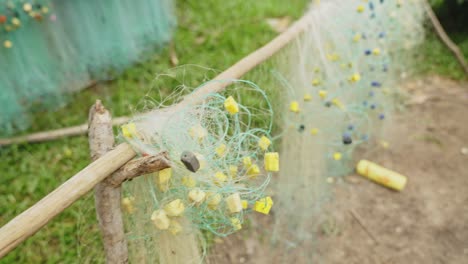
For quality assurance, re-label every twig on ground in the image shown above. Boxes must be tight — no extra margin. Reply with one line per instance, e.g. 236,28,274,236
349,209,380,245
169,41,179,66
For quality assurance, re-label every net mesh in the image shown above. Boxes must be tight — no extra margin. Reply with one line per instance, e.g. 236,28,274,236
120,69,278,263
113,1,427,262
0,0,175,134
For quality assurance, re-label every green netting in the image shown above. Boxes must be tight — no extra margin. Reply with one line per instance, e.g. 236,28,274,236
0,0,175,134
119,69,277,263
260,1,426,261
109,1,427,262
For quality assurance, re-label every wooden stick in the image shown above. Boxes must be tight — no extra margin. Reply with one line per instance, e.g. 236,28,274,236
89,100,129,263
109,153,170,187
169,41,179,66
0,116,130,146
0,11,314,257
424,0,468,75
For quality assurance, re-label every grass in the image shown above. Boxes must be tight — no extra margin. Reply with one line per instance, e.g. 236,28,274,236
0,0,309,263
416,30,468,80
1,1,467,263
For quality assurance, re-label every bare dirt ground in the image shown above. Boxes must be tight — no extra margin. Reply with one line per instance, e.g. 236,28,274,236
209,76,468,264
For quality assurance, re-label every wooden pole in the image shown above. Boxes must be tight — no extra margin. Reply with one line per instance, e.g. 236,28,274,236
0,10,314,258
424,0,468,75
0,116,130,146
89,100,129,263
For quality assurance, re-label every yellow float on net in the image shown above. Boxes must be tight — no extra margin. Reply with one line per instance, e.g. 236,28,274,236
188,188,206,204
121,123,138,139
353,33,361,42
349,73,361,83
372,48,381,55
151,210,170,230
164,199,185,217
319,90,328,99
258,136,271,151
213,171,228,185
357,5,365,12
332,98,345,110
224,96,239,115
215,144,227,157
121,197,135,214
189,125,207,142
290,101,300,113
156,168,172,192
226,193,243,213
159,168,172,183
242,157,252,167
303,93,312,102
206,192,222,210
229,165,238,178
253,196,273,215
310,128,319,135
264,152,279,172
168,220,182,235
241,200,248,209
230,217,242,231
327,53,340,61
182,175,196,188
247,164,260,178
356,160,407,191
312,78,321,86
333,152,342,161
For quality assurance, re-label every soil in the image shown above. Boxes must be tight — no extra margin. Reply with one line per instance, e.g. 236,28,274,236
208,76,468,264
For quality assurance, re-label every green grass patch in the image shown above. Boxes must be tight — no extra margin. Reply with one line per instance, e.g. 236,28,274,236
415,30,468,80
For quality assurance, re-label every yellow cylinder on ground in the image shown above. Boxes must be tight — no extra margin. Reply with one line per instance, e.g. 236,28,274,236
356,160,407,191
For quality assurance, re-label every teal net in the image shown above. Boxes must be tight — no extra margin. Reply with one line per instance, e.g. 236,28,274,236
0,0,175,134
110,1,427,262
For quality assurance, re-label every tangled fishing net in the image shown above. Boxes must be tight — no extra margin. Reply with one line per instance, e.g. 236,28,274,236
118,70,278,263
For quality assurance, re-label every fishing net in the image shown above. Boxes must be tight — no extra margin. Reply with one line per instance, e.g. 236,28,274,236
109,1,428,262
0,0,175,134
264,0,426,261
119,67,278,263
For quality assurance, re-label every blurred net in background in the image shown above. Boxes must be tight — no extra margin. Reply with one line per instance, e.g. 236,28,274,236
240,0,426,261
0,0,175,134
